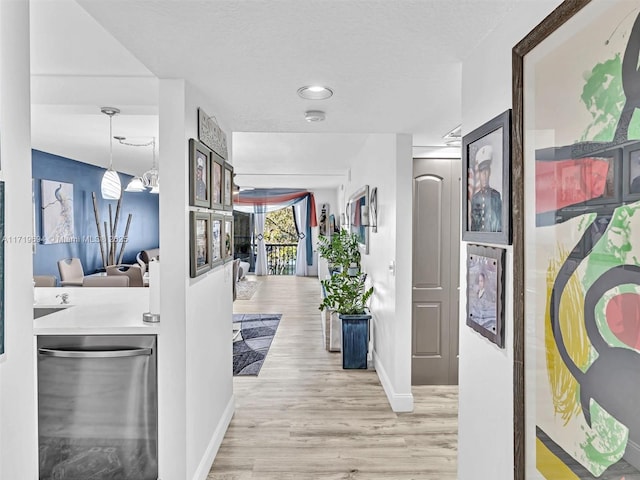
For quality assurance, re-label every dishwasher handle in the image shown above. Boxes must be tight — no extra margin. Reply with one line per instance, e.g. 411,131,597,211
38,346,152,358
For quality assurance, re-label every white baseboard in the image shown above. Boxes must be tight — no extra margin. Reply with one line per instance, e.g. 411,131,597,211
192,394,235,480
373,350,414,413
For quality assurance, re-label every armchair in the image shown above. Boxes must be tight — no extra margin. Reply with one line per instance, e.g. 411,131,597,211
57,258,85,286
106,264,145,287
34,275,57,287
83,276,130,287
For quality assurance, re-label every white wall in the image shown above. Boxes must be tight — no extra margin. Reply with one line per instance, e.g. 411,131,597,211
158,79,189,480
346,134,414,412
158,80,234,480
457,2,561,478
184,81,234,480
0,2,39,479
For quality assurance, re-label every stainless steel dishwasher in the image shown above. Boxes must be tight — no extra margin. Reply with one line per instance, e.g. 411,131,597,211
37,335,157,480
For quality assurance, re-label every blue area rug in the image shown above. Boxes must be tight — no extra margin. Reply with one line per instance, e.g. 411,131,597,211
232,313,281,376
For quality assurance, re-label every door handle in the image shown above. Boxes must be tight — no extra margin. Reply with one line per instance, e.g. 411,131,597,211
38,346,152,358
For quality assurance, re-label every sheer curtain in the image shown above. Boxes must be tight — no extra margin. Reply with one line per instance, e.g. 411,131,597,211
254,212,267,276
234,189,317,276
293,197,308,276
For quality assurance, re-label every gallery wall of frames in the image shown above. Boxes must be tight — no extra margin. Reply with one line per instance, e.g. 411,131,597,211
462,109,512,350
188,108,233,278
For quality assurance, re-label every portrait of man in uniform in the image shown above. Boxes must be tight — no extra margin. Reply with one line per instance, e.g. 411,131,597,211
462,110,510,244
195,154,207,202
470,144,502,233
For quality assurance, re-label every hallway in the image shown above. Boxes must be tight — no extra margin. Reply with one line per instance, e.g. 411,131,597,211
208,275,458,479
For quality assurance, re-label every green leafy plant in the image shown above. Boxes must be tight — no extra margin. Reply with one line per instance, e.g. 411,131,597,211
320,270,373,315
317,229,361,272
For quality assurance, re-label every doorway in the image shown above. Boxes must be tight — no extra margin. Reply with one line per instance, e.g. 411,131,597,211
412,158,460,385
233,207,300,275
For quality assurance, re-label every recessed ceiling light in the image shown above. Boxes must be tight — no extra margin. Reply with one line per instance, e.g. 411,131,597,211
297,85,333,100
305,110,326,122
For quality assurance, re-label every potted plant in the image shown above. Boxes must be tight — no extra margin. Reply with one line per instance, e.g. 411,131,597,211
317,229,361,273
320,269,373,369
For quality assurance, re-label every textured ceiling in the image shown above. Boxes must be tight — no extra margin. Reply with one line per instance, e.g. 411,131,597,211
31,0,560,187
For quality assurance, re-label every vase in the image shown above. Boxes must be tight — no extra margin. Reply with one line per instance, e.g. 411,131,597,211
339,313,371,369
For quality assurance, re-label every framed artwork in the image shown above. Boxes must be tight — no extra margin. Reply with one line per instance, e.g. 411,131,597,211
189,211,211,278
211,151,224,210
348,185,369,254
189,138,212,208
319,203,329,237
369,186,378,232
462,109,511,244
513,1,640,477
222,215,234,262
465,244,504,348
197,107,228,160
223,162,234,211
210,213,224,268
0,182,4,355
40,179,75,244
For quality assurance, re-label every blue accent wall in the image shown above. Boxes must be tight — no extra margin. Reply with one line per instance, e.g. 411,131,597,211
32,150,159,281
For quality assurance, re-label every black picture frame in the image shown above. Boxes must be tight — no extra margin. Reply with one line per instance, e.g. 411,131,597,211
210,212,224,268
223,162,234,211
466,244,505,348
189,211,211,278
189,138,212,208
462,109,512,244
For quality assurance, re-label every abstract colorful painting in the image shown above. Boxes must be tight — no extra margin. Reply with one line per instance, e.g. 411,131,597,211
40,179,74,244
521,1,640,478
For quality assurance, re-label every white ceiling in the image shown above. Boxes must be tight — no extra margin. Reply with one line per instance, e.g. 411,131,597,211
30,0,557,188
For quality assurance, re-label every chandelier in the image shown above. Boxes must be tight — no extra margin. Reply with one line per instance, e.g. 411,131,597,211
119,137,160,194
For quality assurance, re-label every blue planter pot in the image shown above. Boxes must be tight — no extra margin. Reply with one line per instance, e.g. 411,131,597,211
340,313,371,369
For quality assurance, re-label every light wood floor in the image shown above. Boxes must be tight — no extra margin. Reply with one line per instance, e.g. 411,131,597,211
208,275,458,480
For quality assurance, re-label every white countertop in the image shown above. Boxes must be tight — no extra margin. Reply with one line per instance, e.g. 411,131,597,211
33,287,160,335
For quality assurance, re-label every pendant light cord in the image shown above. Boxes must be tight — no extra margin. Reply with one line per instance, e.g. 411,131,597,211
109,113,114,170
115,136,156,169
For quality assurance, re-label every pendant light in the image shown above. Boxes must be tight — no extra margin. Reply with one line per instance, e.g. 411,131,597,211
142,138,159,194
125,175,146,192
100,107,122,200
120,135,151,192
118,136,159,194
